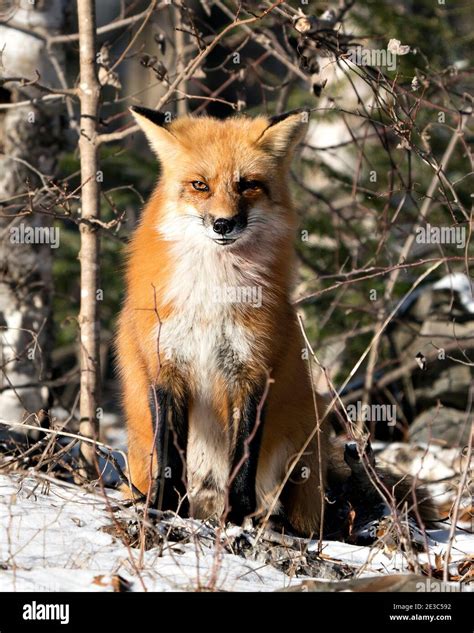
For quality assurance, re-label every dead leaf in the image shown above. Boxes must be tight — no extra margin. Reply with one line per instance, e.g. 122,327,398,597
92,575,108,587
388,39,410,55
112,575,132,592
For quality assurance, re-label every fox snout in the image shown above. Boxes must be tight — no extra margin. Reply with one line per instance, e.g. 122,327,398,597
213,217,236,235
204,211,248,243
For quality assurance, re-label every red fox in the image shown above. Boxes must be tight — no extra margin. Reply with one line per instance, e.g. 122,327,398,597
117,107,432,536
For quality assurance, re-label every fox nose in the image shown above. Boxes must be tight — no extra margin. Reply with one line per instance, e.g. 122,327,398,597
213,217,236,235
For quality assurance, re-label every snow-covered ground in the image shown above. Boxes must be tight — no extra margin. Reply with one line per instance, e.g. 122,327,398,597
0,467,472,593
0,473,301,592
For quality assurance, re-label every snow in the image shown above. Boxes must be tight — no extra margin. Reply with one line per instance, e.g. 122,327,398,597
0,471,472,592
0,474,298,592
313,529,473,577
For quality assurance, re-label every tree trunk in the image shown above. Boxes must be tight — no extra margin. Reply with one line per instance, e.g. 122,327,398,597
0,0,66,432
174,4,187,116
77,0,101,473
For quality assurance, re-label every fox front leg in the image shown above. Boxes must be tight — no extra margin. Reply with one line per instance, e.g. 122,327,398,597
149,385,189,515
227,389,266,525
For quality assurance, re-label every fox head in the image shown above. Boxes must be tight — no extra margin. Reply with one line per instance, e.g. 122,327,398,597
130,107,309,250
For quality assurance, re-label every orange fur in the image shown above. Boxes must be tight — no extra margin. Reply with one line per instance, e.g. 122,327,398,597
117,109,329,535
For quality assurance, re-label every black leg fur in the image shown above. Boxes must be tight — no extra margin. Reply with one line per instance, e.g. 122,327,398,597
227,391,266,524
325,438,436,541
149,385,189,515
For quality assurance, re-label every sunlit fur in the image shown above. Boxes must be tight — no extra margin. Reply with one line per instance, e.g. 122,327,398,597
116,111,329,535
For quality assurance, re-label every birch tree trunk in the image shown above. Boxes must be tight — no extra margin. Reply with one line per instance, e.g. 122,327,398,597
0,0,66,431
77,0,101,472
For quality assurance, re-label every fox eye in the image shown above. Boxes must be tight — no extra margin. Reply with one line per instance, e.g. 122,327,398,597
191,180,209,192
238,179,265,194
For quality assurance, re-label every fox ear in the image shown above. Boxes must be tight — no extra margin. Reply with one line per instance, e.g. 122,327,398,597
257,108,310,158
130,106,177,158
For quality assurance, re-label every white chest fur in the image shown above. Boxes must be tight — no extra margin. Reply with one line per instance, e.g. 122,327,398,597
153,240,266,499
154,241,263,399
